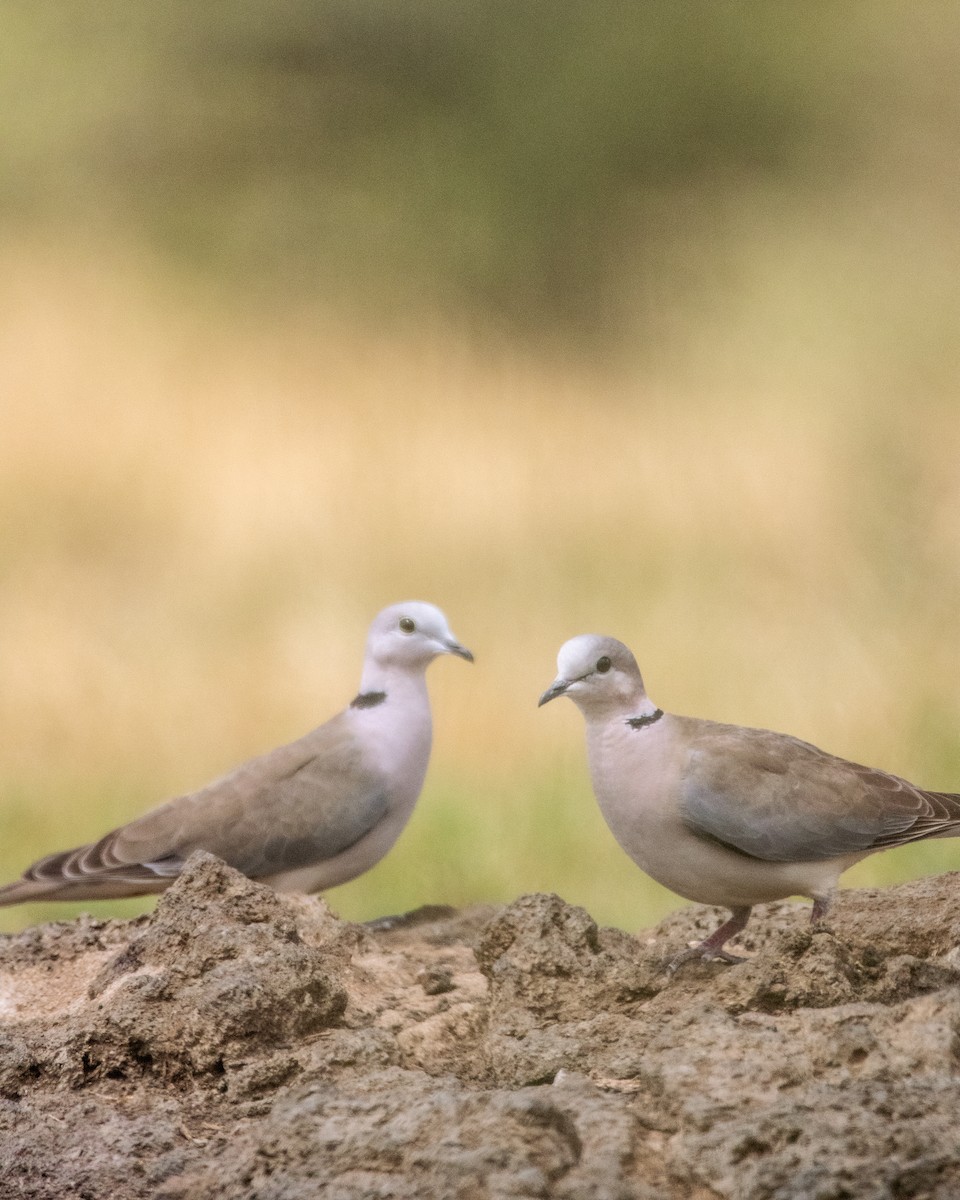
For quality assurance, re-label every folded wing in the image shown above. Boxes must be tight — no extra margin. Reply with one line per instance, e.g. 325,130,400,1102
0,713,389,903
677,717,960,863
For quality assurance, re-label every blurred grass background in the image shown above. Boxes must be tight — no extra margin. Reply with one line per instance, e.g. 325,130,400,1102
2,4,960,933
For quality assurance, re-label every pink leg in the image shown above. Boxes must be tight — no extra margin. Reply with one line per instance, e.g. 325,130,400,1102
668,906,752,973
810,893,832,925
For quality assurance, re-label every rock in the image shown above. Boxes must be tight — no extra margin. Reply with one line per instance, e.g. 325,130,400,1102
0,852,349,1090
3,858,960,1197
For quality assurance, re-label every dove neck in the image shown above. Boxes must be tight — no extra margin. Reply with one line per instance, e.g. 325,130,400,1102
358,659,431,709
355,661,434,789
582,693,660,728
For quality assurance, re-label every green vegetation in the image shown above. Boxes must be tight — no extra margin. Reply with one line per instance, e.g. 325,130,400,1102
5,4,950,341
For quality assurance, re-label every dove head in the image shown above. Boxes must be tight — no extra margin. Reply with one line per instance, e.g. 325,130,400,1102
539,634,647,715
365,601,473,672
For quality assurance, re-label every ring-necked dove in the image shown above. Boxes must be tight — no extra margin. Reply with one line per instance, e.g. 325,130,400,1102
539,634,960,968
0,601,472,906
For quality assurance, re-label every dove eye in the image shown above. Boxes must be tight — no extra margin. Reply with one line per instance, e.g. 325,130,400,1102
596,656,612,674
399,617,416,634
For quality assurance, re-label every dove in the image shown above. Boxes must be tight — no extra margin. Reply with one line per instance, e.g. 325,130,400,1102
0,601,472,906
539,633,960,968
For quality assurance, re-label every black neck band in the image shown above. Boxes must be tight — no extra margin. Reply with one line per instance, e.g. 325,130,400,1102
351,690,387,710
626,708,664,730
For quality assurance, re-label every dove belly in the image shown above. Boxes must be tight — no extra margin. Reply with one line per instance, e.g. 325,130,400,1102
603,799,843,907
264,803,411,894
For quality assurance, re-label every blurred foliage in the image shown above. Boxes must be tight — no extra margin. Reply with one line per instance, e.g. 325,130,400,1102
1,253,960,932
0,1,888,337
3,5,960,933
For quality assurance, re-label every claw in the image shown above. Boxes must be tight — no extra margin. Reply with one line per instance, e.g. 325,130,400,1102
665,905,753,974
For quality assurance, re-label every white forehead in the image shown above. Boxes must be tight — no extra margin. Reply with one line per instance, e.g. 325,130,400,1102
373,600,450,636
557,634,612,677
556,633,639,678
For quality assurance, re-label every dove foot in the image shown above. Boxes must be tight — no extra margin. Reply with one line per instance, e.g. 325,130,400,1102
703,947,747,964
666,905,752,974
666,945,747,972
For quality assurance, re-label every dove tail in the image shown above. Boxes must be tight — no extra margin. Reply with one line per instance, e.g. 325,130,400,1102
0,840,178,906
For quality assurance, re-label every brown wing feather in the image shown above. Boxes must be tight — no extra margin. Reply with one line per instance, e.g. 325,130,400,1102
677,717,960,863
0,713,390,904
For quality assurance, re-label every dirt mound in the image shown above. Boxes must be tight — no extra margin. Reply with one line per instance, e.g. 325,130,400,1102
3,852,960,1198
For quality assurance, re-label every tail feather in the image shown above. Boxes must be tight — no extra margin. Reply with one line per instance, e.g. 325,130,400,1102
22,847,84,885
869,789,960,849
0,872,173,906
0,840,180,906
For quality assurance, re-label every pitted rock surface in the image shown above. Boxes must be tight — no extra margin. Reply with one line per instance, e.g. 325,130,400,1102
3,853,960,1198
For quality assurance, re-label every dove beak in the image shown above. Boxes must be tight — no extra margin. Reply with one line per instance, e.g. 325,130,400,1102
444,639,474,663
538,678,570,707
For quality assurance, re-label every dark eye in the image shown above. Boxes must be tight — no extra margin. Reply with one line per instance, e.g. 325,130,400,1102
596,656,611,674
399,617,416,634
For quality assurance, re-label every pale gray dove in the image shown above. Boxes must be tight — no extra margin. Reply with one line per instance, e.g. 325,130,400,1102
0,601,472,906
539,634,960,968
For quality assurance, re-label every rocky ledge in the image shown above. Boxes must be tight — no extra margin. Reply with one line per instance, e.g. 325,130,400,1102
2,851,960,1199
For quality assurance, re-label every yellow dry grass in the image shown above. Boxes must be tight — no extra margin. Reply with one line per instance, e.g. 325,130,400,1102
2,238,960,934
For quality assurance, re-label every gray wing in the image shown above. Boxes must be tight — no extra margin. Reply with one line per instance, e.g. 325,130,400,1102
11,713,389,895
676,717,960,863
